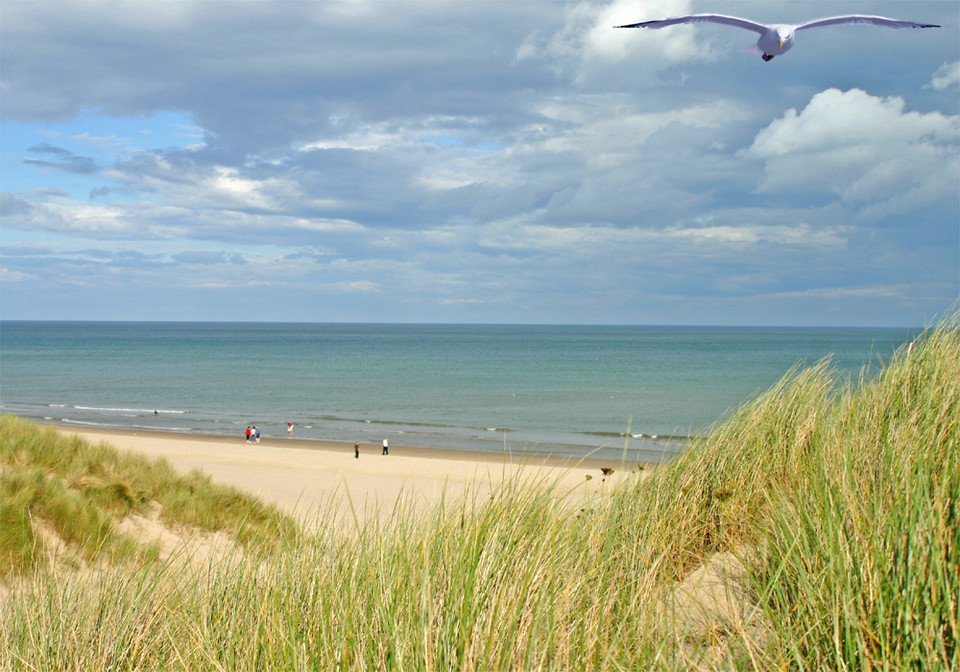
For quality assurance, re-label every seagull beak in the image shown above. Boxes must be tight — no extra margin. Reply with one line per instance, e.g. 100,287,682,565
779,39,784,49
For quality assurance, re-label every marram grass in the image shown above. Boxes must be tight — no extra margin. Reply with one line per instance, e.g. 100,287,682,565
757,319,959,671
1,318,957,670
0,416,300,576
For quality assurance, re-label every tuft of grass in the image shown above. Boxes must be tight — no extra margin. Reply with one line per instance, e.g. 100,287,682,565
601,357,840,589
0,471,44,575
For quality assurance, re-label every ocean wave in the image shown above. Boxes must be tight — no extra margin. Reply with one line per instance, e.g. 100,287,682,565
60,419,135,429
579,429,692,442
315,413,475,433
50,404,187,415
59,418,193,432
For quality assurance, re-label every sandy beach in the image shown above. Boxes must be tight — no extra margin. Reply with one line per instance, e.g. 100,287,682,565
59,427,642,527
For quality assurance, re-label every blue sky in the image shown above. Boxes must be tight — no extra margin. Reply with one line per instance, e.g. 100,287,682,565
1,0,957,326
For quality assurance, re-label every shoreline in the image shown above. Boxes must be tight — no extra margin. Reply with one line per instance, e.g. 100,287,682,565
33,413,684,463
56,424,653,526
53,423,650,471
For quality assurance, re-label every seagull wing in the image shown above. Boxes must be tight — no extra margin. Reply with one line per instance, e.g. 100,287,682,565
617,14,769,35
794,15,940,32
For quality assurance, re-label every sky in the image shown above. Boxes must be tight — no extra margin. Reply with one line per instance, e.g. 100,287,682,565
1,0,957,326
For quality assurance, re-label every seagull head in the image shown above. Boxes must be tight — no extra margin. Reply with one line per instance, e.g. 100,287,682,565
758,24,796,56
776,26,793,49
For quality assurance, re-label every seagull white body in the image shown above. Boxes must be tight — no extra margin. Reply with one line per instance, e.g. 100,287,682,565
616,14,940,61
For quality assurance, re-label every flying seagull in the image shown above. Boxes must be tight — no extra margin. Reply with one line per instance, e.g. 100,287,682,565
616,14,940,61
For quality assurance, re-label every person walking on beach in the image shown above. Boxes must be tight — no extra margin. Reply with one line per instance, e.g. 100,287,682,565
382,437,389,455
245,426,252,443
354,441,360,459
254,426,261,444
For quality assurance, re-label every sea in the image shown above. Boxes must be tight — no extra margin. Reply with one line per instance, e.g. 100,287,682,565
0,322,919,463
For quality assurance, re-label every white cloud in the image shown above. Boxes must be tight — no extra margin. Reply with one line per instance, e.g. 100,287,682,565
532,94,743,168
740,88,960,216
584,0,701,63
334,280,381,293
665,222,848,248
927,61,960,90
299,123,403,153
0,268,37,283
290,218,365,233
201,166,301,211
14,194,135,237
516,0,703,69
439,297,485,305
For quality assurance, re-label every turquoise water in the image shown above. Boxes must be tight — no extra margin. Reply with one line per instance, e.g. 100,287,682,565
0,322,917,462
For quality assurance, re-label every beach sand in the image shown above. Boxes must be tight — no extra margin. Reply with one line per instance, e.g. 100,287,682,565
59,427,645,527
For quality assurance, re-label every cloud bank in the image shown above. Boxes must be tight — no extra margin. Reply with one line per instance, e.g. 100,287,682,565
1,0,957,325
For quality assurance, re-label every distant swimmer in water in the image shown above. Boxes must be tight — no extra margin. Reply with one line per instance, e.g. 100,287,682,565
287,422,294,434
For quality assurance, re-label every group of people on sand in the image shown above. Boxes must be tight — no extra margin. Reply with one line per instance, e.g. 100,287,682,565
244,424,391,458
352,437,389,458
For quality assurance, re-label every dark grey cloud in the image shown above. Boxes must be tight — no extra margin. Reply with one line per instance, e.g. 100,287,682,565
23,143,99,174
25,143,72,156
172,251,229,265
1,0,558,156
1,192,33,216
90,187,113,199
0,244,54,256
